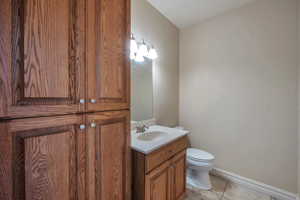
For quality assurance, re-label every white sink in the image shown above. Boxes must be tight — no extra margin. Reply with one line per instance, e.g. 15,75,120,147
137,131,168,141
131,125,189,154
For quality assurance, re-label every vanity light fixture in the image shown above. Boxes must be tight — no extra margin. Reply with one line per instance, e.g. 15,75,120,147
139,40,149,57
135,51,145,62
130,34,138,54
147,46,158,60
130,51,136,60
130,33,158,62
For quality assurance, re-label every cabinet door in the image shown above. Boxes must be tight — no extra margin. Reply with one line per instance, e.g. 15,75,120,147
0,0,85,119
86,0,131,112
86,111,131,200
171,151,186,200
145,161,172,200
0,115,86,200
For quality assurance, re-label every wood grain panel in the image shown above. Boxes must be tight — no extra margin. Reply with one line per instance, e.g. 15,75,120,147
0,115,86,200
99,123,124,200
0,123,13,200
77,123,87,200
87,111,131,200
146,136,188,173
151,172,169,200
24,0,69,98
87,0,130,112
145,160,171,200
24,132,72,200
9,114,82,132
172,151,186,200
0,0,12,117
132,151,146,200
0,0,86,119
98,0,126,99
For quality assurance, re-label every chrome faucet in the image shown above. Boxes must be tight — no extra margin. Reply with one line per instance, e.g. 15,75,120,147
136,123,149,133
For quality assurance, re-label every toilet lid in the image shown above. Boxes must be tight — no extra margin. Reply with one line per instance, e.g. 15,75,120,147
187,148,215,162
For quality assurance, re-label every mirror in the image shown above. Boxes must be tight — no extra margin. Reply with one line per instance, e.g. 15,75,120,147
131,59,153,121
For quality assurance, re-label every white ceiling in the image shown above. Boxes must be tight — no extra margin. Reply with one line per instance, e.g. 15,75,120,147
147,0,258,28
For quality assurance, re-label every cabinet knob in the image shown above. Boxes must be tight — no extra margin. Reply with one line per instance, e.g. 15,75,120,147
90,99,97,104
79,124,86,130
90,122,97,128
79,99,85,104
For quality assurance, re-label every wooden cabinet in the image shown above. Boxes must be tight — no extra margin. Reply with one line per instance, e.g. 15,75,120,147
0,111,131,200
132,136,188,200
86,0,131,112
0,0,130,119
0,0,86,119
0,0,130,199
86,111,131,200
145,161,172,200
0,115,86,199
171,151,186,200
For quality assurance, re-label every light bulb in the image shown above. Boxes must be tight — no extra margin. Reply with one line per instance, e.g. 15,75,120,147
147,47,158,60
135,51,145,62
130,51,136,60
139,40,148,57
130,35,138,53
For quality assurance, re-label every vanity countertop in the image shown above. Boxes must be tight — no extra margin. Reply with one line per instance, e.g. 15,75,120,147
131,125,189,154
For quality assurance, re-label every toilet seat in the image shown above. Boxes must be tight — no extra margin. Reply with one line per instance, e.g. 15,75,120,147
187,148,215,162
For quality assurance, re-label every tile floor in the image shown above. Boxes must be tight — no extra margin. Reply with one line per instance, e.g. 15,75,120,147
185,175,272,200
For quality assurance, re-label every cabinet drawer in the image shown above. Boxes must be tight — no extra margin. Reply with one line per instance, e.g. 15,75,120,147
145,136,188,173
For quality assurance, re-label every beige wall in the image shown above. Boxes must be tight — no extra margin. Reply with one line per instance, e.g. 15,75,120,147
131,0,179,126
180,0,298,193
298,0,300,196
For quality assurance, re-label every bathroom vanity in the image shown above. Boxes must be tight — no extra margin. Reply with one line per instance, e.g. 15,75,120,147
131,126,189,200
130,46,189,200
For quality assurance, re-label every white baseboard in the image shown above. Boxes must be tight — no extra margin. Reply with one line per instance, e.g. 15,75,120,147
211,168,297,200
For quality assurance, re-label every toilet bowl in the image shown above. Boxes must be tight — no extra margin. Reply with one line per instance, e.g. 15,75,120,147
186,148,215,190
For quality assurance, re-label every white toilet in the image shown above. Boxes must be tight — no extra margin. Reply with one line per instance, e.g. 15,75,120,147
186,148,215,190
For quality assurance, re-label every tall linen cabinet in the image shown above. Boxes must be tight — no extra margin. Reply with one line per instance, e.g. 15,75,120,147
0,0,131,199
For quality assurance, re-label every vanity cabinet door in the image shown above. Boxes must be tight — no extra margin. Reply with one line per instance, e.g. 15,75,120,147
0,0,86,119
0,115,86,200
171,151,187,200
145,161,172,200
86,111,131,200
86,0,131,112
